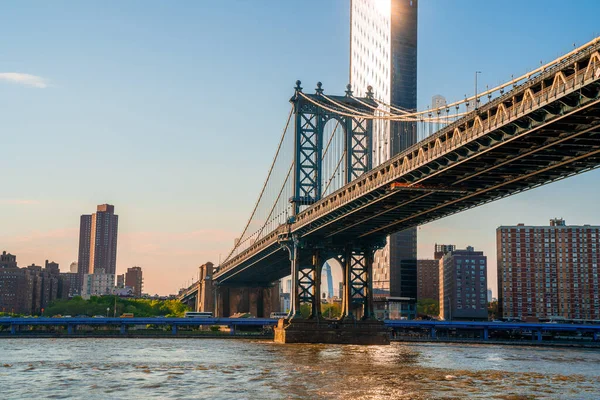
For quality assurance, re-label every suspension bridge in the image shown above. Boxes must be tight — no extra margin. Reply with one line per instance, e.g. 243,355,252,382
211,37,600,344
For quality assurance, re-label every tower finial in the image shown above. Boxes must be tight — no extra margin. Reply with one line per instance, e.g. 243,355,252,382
295,80,302,92
345,83,353,97
366,85,374,99
315,82,323,95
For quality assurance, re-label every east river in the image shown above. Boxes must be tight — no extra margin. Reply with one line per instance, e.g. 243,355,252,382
1,339,599,399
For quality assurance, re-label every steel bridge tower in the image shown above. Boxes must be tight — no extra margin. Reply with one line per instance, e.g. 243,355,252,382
276,82,389,344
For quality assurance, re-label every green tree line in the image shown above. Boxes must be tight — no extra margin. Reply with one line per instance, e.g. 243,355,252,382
42,296,190,317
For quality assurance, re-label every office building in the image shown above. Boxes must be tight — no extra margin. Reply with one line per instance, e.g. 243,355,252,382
416,259,439,301
439,246,488,321
351,0,418,301
77,204,119,291
82,268,115,299
125,266,143,297
497,219,600,320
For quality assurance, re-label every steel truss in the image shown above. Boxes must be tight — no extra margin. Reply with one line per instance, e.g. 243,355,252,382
290,81,375,215
281,233,382,321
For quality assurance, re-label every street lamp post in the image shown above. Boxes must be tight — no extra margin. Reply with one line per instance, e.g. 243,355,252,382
106,307,110,318
475,71,482,110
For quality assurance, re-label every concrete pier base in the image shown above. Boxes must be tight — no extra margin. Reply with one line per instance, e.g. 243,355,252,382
274,318,390,345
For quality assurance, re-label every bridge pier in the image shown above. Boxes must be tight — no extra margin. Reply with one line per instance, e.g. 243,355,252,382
215,284,280,318
67,324,74,335
10,324,16,335
275,241,388,345
120,324,127,335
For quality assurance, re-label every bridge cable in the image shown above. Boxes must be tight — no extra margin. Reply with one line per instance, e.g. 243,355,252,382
322,150,347,195
253,162,294,242
223,107,293,263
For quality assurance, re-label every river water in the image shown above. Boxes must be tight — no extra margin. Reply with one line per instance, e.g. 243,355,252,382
0,339,599,399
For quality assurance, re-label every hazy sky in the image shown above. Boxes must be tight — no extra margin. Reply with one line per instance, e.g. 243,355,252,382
1,1,599,295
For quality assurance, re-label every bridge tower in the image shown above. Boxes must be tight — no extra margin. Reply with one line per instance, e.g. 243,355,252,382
290,81,374,215
275,82,389,344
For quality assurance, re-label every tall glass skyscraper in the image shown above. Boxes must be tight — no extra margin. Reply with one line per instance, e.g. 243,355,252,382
350,0,418,298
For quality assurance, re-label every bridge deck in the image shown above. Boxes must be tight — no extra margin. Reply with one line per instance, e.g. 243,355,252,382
216,42,600,284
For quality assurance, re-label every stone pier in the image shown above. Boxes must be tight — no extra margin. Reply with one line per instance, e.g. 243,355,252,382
274,318,390,345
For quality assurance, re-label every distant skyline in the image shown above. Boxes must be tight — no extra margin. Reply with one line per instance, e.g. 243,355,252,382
2,1,600,295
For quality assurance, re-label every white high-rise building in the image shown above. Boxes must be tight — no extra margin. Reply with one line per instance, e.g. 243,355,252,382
350,0,418,299
82,268,115,299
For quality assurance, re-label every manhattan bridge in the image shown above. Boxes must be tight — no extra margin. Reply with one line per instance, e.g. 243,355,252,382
208,37,600,343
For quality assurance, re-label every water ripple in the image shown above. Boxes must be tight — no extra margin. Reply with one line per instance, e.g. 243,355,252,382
0,339,598,399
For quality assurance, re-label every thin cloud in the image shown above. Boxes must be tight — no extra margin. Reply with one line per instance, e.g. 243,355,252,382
0,72,48,88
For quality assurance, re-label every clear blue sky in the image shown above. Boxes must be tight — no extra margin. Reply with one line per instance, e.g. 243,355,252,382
1,0,599,295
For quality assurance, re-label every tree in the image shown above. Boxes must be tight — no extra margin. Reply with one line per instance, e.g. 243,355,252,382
299,303,311,318
488,300,498,320
417,298,439,317
43,296,190,317
321,303,341,319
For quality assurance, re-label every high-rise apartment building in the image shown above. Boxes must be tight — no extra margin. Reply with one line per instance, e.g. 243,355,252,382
416,259,439,301
439,246,488,321
417,245,456,302
351,0,418,299
0,251,32,314
82,268,115,299
59,272,78,299
77,204,119,291
497,219,600,321
125,266,143,297
0,252,63,314
434,244,456,260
